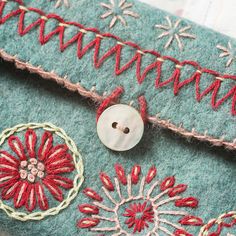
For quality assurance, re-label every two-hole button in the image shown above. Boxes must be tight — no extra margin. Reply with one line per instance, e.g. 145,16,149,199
97,104,144,151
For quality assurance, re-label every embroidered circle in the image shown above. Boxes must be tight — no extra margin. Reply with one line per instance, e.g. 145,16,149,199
200,211,236,236
0,123,84,221
78,164,203,235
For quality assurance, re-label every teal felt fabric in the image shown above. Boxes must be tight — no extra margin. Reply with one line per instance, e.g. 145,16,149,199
0,62,236,235
0,0,236,144
0,0,236,236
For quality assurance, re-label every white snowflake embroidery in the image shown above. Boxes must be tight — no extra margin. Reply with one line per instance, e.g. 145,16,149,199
155,16,196,51
53,0,69,8
217,42,236,67
100,0,139,28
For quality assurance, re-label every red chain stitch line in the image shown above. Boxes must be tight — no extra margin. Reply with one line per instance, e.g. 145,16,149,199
1,0,236,115
0,1,236,150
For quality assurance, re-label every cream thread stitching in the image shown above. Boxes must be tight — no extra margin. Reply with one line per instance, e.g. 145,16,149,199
0,122,84,221
155,16,196,51
217,42,236,68
0,49,235,150
100,0,139,28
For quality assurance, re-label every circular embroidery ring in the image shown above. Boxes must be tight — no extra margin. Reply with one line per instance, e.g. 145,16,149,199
0,123,84,221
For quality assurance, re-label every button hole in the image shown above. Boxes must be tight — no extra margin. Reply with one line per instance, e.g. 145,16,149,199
123,127,130,134
112,122,118,129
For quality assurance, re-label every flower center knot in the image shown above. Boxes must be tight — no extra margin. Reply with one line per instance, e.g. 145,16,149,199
20,158,45,183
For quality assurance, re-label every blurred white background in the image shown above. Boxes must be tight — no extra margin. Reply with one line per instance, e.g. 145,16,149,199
140,0,236,39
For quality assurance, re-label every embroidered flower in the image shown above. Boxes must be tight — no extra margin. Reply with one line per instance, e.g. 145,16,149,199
0,129,75,212
78,164,203,235
53,0,70,8
200,211,236,236
100,0,139,28
217,42,236,67
155,16,196,51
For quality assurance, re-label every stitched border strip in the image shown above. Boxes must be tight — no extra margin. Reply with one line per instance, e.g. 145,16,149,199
199,211,236,236
1,49,235,151
0,0,236,115
0,122,84,221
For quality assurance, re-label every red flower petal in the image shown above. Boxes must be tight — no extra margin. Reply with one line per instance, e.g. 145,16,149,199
115,164,127,185
0,173,20,188
14,181,28,208
160,176,175,191
0,158,18,173
174,229,193,236
77,218,100,228
179,215,203,226
8,136,26,161
131,165,141,184
38,131,53,161
1,180,20,200
168,184,187,197
46,144,68,161
83,188,103,202
45,153,73,169
145,166,157,184
0,151,19,166
42,178,63,202
79,204,99,215
99,172,114,191
46,175,73,189
46,163,75,175
175,197,199,208
35,182,49,210
25,183,36,212
25,129,37,159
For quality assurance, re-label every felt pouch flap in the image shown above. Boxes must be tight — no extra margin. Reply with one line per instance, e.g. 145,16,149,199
0,0,236,149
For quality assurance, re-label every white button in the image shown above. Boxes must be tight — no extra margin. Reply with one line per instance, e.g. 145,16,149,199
97,104,144,151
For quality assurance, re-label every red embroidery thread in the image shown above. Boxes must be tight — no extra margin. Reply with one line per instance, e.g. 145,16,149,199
0,129,75,212
77,164,203,235
0,0,236,115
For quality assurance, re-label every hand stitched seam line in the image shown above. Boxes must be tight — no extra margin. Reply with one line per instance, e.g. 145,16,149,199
1,49,236,151
0,0,236,115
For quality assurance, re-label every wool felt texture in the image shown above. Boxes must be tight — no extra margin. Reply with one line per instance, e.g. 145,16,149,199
0,0,236,146
0,62,236,235
0,0,236,235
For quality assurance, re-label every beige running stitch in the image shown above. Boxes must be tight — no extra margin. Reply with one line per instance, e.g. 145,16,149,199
0,122,84,221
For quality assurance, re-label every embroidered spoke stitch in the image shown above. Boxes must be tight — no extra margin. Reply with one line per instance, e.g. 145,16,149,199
52,0,70,8
78,164,203,235
155,16,196,50
217,42,236,67
100,0,139,28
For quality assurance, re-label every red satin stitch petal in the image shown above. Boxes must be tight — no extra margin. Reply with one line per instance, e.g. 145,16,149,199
115,164,127,185
38,131,53,161
83,188,103,202
175,197,199,208
77,218,100,228
25,129,37,159
168,184,187,197
35,182,49,211
79,204,99,215
131,165,141,184
179,215,204,226
14,181,28,208
42,178,63,202
160,176,175,191
145,166,157,184
174,229,193,236
1,180,20,200
25,183,36,212
99,172,114,191
8,136,26,161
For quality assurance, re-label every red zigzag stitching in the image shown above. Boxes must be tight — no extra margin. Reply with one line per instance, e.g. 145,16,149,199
1,0,236,115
